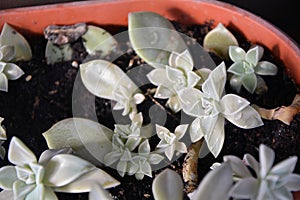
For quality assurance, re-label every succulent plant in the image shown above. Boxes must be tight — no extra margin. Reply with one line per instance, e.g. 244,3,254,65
228,45,278,94
0,23,32,92
0,117,6,159
0,137,120,200
45,41,73,65
80,59,145,117
155,124,188,161
203,23,238,60
178,62,263,157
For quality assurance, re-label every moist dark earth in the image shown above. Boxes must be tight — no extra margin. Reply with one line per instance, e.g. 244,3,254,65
0,21,299,200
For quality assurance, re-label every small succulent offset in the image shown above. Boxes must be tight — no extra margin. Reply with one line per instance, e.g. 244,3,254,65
228,45,278,94
178,62,263,157
0,137,120,200
0,23,32,92
147,50,203,113
104,113,164,180
0,117,7,159
189,144,300,200
155,124,188,161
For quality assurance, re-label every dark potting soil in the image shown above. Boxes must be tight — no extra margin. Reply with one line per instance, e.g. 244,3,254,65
0,21,299,200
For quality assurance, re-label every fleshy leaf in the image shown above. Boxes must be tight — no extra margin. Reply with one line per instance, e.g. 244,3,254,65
146,68,169,86
0,23,32,61
13,180,35,200
129,11,189,68
281,174,300,191
0,190,14,199
255,61,278,75
0,166,18,190
80,59,138,100
43,154,95,187
229,46,246,62
38,148,72,166
203,23,238,60
227,62,244,75
152,169,183,200
229,74,243,93
0,117,6,140
89,184,113,200
82,25,118,56
8,137,37,167
223,156,252,178
242,73,257,94
0,73,8,92
25,183,45,200
221,94,249,116
54,168,120,193
2,63,24,80
229,177,258,199
169,50,193,71
43,118,113,166
270,156,297,176
45,41,73,65
245,46,263,66
259,144,275,178
0,45,15,62
178,87,204,117
189,162,232,200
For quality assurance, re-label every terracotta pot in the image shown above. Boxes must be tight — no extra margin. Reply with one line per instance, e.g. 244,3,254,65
0,0,299,198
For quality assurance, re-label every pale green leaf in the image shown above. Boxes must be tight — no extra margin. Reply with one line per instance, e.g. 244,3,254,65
0,190,14,199
82,25,117,56
255,75,268,95
13,180,35,200
203,23,238,60
2,63,24,80
205,116,225,157
259,144,275,178
245,46,262,66
0,117,6,140
229,46,246,62
166,95,181,113
38,148,72,166
270,156,297,176
155,85,174,99
190,118,204,142
8,137,37,167
255,61,278,75
166,66,184,82
128,12,188,68
25,183,45,200
148,154,164,165
42,118,113,166
227,62,244,75
45,41,73,65
152,169,183,200
178,87,204,117
80,59,138,100
187,71,201,88
43,154,95,187
146,68,169,86
169,50,193,71
224,105,263,129
243,154,260,175
189,162,232,200
0,73,8,92
0,166,18,190
44,187,58,200
174,124,188,140
221,94,249,116
282,174,300,191
138,140,150,154
0,23,32,61
242,73,257,94
229,177,258,199
89,185,113,200
223,155,252,178
54,168,120,193
0,45,15,62
229,74,243,93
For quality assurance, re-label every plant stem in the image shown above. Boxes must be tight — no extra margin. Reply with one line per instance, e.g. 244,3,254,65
182,139,203,194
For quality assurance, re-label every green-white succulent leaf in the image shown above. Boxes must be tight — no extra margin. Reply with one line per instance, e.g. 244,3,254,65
178,87,204,118
54,168,120,193
259,144,275,178
156,124,188,161
2,62,24,80
103,150,122,166
245,46,263,66
169,50,194,72
43,118,113,166
227,62,245,76
243,153,260,175
80,59,140,116
166,95,182,113
228,46,246,63
221,94,249,116
229,74,243,93
0,45,15,62
43,186,59,200
202,62,226,101
13,180,35,200
117,160,127,177
189,162,232,200
255,75,268,94
152,169,183,200
38,148,72,166
281,174,300,191
138,139,150,155
255,61,278,75
223,155,252,178
0,72,8,92
0,23,32,61
148,153,164,165
25,183,45,200
203,23,238,60
0,166,18,190
45,41,73,65
43,154,95,187
0,141,5,160
8,137,37,167
147,68,170,87
224,105,263,129
242,73,257,94
82,25,118,56
0,117,6,140
15,166,35,184
89,184,113,200
229,177,258,199
189,117,204,142
0,190,14,199
270,156,297,176
128,11,189,68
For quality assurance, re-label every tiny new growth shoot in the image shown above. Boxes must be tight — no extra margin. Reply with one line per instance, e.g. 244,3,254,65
253,94,300,125
228,45,278,94
0,137,120,200
0,23,31,92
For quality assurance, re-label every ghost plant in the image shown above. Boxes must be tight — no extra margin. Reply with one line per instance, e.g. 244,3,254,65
0,137,120,200
228,45,278,94
155,124,188,161
178,62,263,157
80,59,145,118
0,117,6,159
189,144,300,200
0,23,32,92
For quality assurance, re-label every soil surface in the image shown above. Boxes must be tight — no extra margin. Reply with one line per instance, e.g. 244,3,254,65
0,21,299,200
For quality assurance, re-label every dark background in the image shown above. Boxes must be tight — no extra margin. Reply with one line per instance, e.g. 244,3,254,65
0,0,299,44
